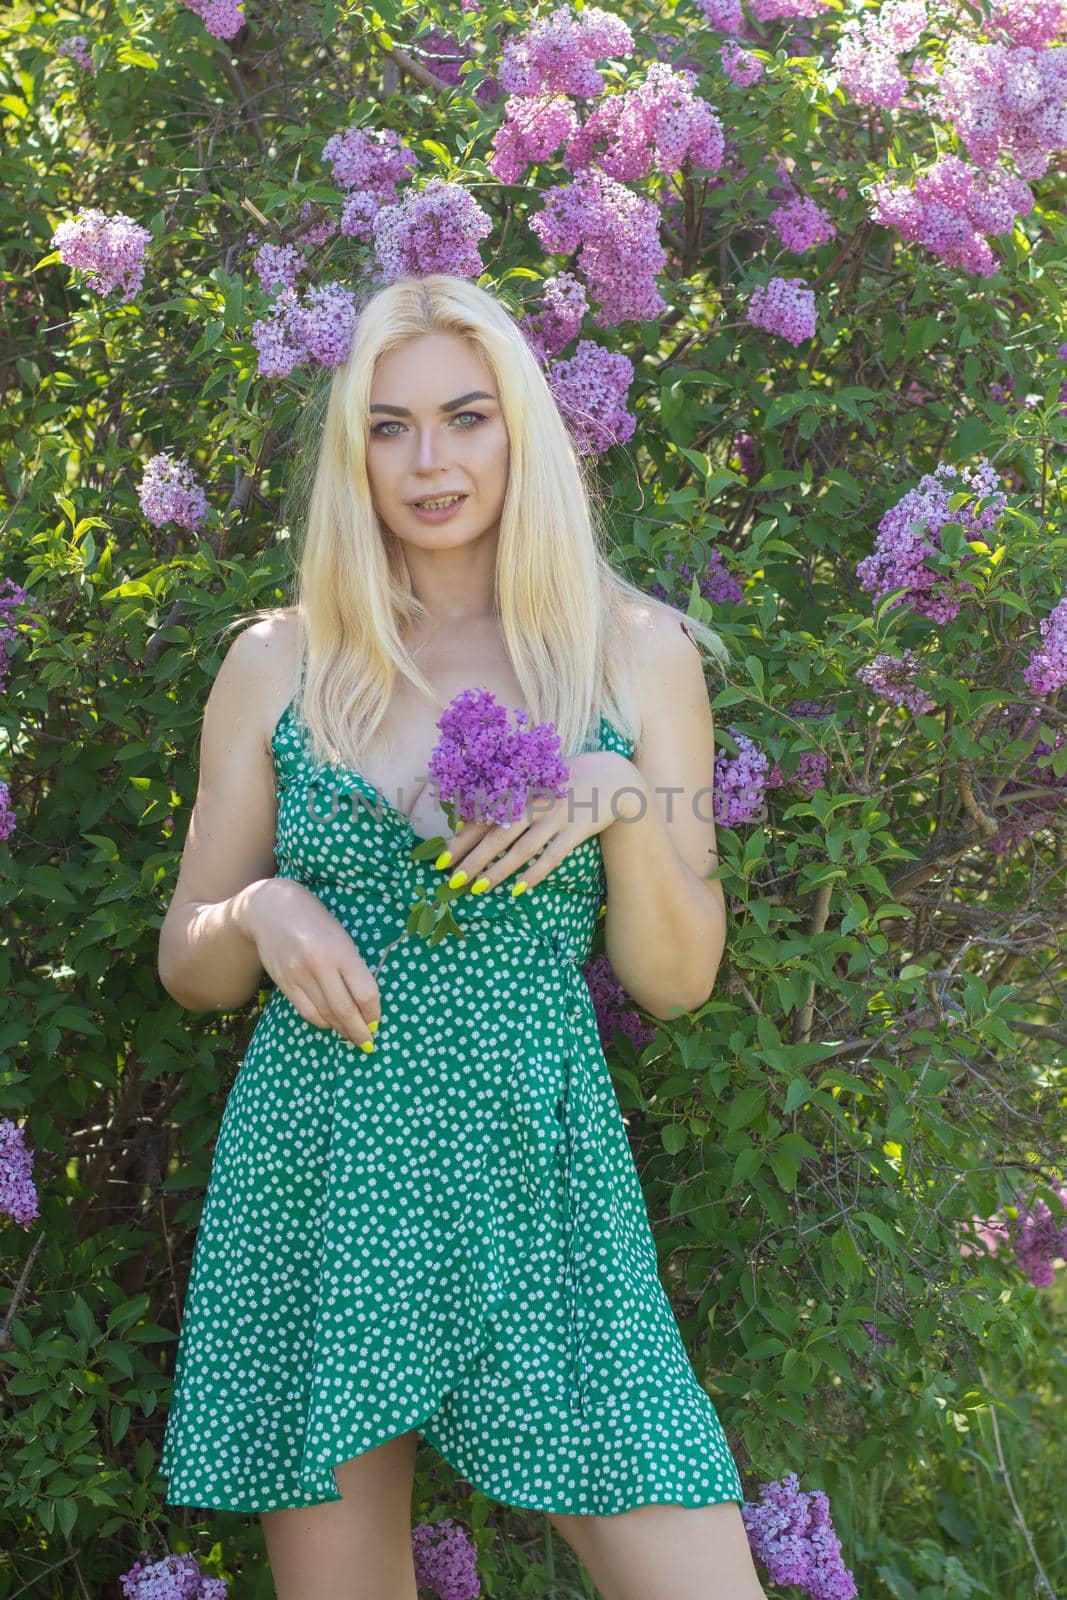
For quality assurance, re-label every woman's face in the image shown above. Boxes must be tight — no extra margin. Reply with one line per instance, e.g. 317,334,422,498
365,331,511,549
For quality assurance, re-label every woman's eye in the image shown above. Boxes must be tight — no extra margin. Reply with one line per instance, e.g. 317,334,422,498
370,411,487,437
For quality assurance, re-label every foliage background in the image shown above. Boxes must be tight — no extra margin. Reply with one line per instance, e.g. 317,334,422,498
1,0,1065,1594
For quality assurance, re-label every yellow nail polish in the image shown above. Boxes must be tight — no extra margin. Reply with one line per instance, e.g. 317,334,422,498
511,879,528,896
471,876,490,894
456,819,465,831
360,1039,375,1053
448,869,468,889
434,850,452,869
368,1019,379,1032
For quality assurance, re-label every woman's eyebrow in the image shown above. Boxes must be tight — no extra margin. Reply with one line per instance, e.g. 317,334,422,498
369,390,496,416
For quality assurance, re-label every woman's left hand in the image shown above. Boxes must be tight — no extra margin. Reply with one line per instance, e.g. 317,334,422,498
429,751,643,895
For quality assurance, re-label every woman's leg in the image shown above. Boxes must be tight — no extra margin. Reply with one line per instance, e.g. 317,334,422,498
547,1500,767,1600
260,1429,421,1600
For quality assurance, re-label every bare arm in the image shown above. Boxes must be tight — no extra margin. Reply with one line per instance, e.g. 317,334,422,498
157,619,295,1013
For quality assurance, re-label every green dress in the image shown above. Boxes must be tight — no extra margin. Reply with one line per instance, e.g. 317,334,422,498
159,685,744,1516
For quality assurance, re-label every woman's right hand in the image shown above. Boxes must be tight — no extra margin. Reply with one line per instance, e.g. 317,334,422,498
242,878,382,1049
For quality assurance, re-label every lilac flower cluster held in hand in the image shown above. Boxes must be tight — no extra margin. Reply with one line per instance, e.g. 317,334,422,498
373,178,494,283
714,729,771,826
832,0,927,110
531,168,668,325
546,340,637,454
137,453,211,532
181,0,243,39
720,40,766,85
745,276,817,346
411,1516,480,1600
769,193,836,253
583,953,658,1049
252,281,359,379
323,124,421,241
648,548,743,607
120,1550,227,1599
741,1471,858,1600
426,688,570,829
1022,589,1067,695
856,456,1007,623
869,154,1034,277
0,1118,38,1224
931,36,1067,181
563,63,725,182
856,649,936,715
51,209,152,302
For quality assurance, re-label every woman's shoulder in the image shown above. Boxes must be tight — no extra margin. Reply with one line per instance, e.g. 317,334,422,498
218,607,304,758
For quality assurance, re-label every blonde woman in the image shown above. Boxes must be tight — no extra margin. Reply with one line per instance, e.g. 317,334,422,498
157,274,765,1600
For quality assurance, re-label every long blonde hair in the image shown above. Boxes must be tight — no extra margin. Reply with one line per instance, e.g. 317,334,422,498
227,272,729,768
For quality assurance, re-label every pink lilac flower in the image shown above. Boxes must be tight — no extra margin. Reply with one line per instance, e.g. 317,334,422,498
990,0,1067,45
51,208,152,302
427,688,570,829
251,281,359,378
741,1472,858,1600
120,1550,228,1599
58,33,94,70
856,649,936,714
181,0,244,39
832,0,928,110
714,730,771,826
0,577,30,692
984,705,1066,853
869,153,1034,276
648,548,744,607
767,748,829,794
520,271,589,361
416,26,500,100
546,340,637,454
698,0,748,34
411,1517,480,1600
323,125,420,223
732,431,757,477
372,179,493,282
749,0,834,21
253,242,302,294
488,95,580,183
497,4,635,98
861,1319,893,1345
930,36,1067,181
856,457,1008,623
563,63,725,181
1023,590,1067,694
530,168,668,325
1009,1184,1067,1286
138,453,210,532
769,193,836,252
583,953,658,1049
0,1118,39,1225
294,200,338,248
721,40,766,84
745,276,817,345
0,782,14,844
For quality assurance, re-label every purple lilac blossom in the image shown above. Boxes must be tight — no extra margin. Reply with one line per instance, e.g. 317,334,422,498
988,725,1066,854
120,1551,228,1599
749,0,833,20
530,168,668,326
861,1320,893,1345
856,649,936,715
931,36,1067,181
253,242,302,294
488,96,580,184
732,431,757,477
138,453,211,533
769,193,836,252
698,0,748,34
721,40,766,84
251,281,359,378
961,1184,1067,1285
51,208,152,302
58,33,94,70
563,63,725,182
417,26,499,99
714,729,771,826
990,0,1067,44
745,277,817,345
294,200,338,248
411,1517,480,1600
0,1118,39,1224
427,688,570,829
323,125,421,243
767,749,829,794
181,0,244,39
546,341,637,454
582,953,658,1049
1022,590,1067,695
372,179,494,282
0,782,14,843
647,549,744,607
0,577,30,692
497,4,635,97
832,0,927,110
521,272,589,362
741,1471,858,1600
855,457,1007,623
869,153,1035,276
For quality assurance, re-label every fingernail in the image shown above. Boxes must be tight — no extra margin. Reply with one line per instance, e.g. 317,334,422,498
368,1019,379,1032
434,850,453,869
511,879,528,896
447,869,468,889
360,1039,375,1053
471,876,490,894
456,819,465,831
